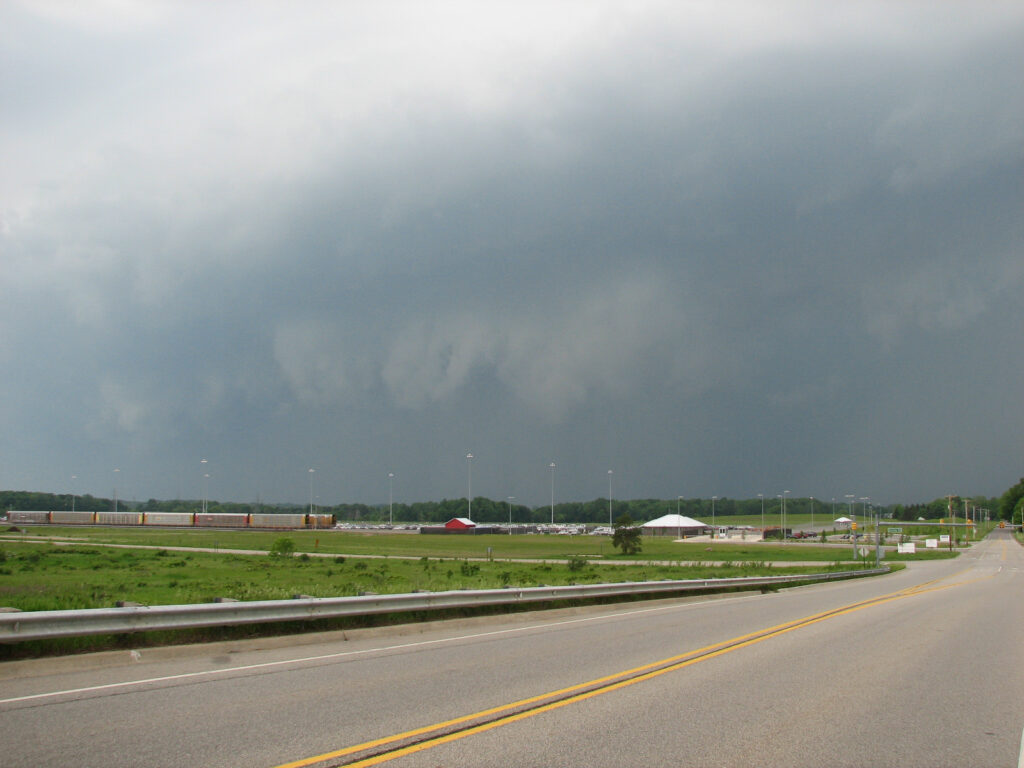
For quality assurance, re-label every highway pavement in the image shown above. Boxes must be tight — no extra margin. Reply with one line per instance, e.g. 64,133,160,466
1,530,1022,767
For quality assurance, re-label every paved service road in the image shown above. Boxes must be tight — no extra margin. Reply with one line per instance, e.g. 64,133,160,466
1,531,1022,767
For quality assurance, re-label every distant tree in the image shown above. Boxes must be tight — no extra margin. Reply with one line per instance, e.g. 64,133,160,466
999,479,1024,521
612,514,642,555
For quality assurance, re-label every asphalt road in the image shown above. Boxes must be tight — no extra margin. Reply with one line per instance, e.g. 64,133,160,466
1,531,1022,767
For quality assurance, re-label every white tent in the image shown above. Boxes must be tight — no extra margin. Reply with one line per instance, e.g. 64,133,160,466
834,516,852,524
641,514,709,537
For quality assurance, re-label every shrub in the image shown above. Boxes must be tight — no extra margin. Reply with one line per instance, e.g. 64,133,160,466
269,538,295,557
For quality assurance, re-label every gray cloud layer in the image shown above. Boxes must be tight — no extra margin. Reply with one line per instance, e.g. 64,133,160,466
2,1,1022,507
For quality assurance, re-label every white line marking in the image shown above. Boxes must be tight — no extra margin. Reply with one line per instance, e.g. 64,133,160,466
0,595,744,706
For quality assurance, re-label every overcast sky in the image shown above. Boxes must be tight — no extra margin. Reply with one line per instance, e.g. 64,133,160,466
2,1,1022,509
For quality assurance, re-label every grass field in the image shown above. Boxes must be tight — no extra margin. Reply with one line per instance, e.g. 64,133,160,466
0,524,943,658
0,539,858,614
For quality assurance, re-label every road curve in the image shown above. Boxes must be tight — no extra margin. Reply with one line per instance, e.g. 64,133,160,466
1,531,1022,767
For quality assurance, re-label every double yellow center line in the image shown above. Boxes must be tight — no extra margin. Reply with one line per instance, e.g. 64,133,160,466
275,572,980,768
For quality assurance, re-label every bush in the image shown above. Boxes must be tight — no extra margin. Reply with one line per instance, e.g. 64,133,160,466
269,538,295,557
567,556,588,572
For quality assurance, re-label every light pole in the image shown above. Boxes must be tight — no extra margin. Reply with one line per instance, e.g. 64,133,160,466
711,495,717,533
677,496,683,539
113,468,120,512
860,497,870,546
783,490,790,538
388,472,394,526
810,496,815,529
845,494,856,559
758,493,764,534
308,468,315,516
549,462,556,525
466,453,473,521
608,471,614,528
200,459,209,514
71,475,77,513
508,496,514,534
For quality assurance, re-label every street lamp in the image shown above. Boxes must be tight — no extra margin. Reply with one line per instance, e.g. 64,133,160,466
508,496,514,534
549,462,556,525
809,496,815,529
783,490,791,538
71,475,77,513
845,494,856,559
113,468,120,512
466,453,473,521
388,472,394,526
308,468,315,516
608,470,614,528
677,496,684,539
203,473,210,514
860,497,870,546
711,495,718,533
757,493,764,534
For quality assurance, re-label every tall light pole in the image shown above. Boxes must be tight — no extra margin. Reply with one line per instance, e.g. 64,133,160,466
677,496,683,539
549,462,556,525
308,468,315,516
466,453,473,521
845,494,856,559
809,496,815,529
113,468,120,512
860,497,870,545
507,496,514,534
388,472,394,526
711,495,718,533
608,470,614,528
758,493,764,533
783,490,791,538
71,475,77,513
200,458,209,514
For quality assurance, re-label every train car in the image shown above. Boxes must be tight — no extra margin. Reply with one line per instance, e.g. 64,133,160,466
95,511,144,526
249,513,306,529
307,514,334,529
7,511,51,524
194,512,249,528
50,510,97,525
143,512,195,527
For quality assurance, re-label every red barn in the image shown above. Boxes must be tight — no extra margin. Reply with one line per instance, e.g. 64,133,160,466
444,517,476,530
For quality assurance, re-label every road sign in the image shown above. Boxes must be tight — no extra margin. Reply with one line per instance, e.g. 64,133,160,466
859,547,870,558
888,527,902,533
851,522,857,530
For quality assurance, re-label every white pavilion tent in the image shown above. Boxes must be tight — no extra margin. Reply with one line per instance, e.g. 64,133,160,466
641,514,709,537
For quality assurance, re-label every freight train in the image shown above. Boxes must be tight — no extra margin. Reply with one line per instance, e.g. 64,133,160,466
5,510,335,529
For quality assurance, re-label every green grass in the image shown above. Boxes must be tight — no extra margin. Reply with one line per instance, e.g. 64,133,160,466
3,525,871,562
0,540,846,613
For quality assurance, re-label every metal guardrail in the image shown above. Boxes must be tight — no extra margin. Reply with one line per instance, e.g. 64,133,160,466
0,568,887,643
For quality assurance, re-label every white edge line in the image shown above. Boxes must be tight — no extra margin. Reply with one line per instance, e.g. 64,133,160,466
0,594,748,706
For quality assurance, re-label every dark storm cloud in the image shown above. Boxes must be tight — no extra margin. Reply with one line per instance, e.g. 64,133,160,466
1,2,1022,507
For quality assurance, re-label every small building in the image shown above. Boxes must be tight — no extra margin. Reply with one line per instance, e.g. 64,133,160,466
641,514,709,537
444,517,476,530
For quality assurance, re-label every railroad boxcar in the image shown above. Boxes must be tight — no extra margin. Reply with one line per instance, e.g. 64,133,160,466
194,513,249,528
7,511,51,524
142,512,195,527
50,510,98,525
249,513,306,529
306,514,334,528
95,512,144,526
